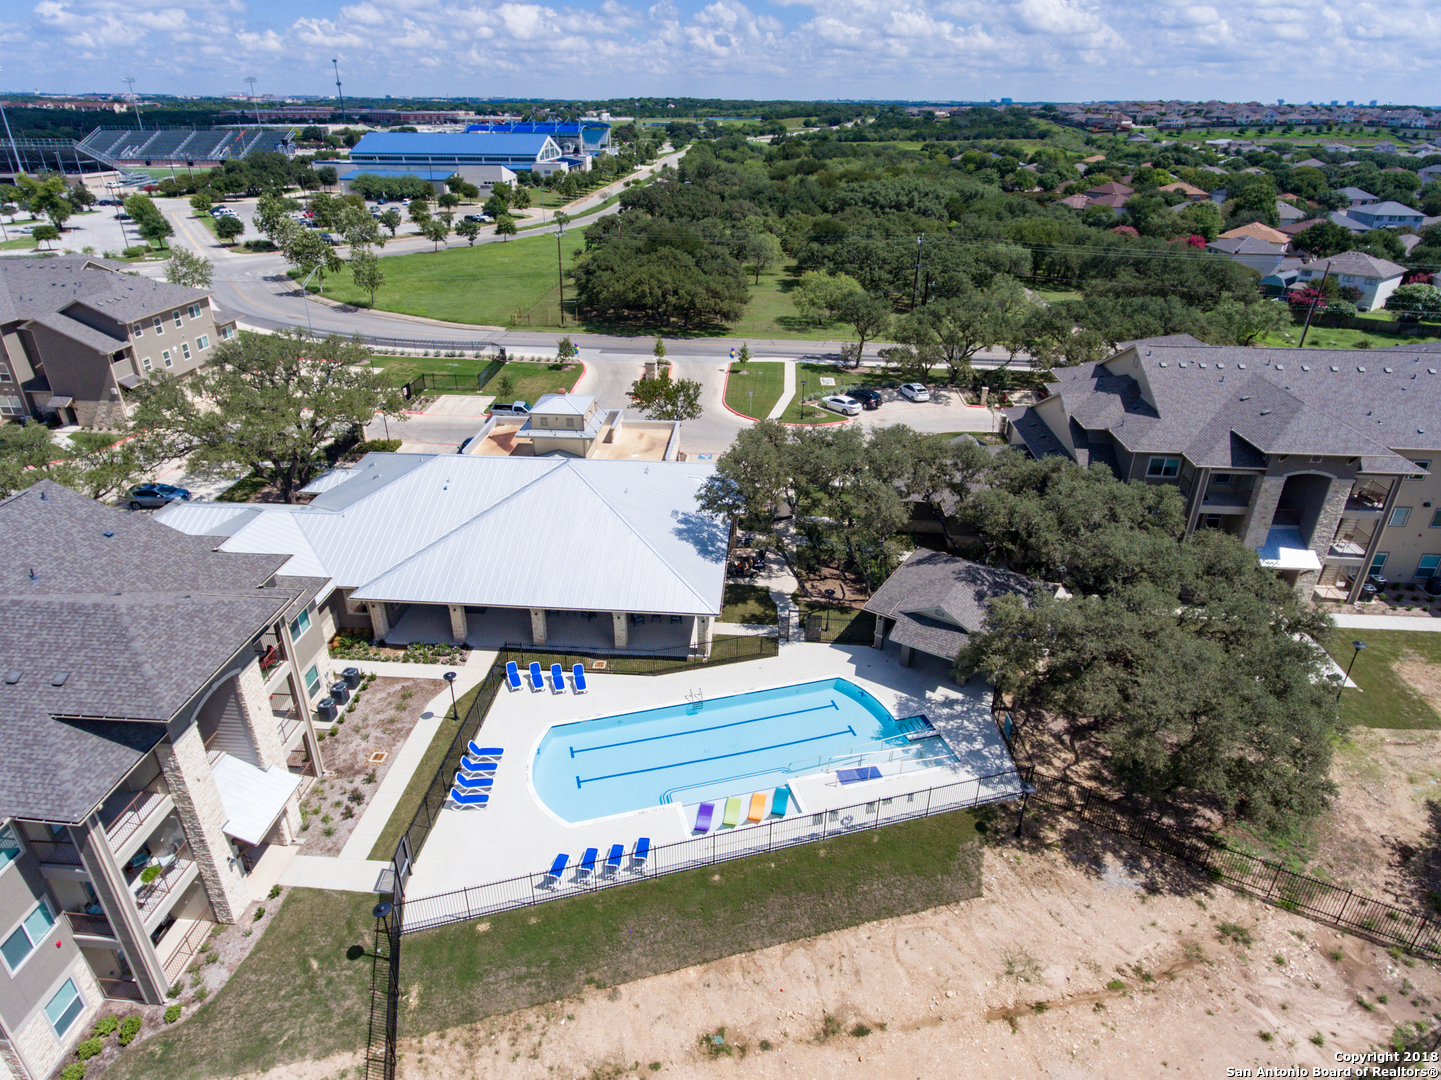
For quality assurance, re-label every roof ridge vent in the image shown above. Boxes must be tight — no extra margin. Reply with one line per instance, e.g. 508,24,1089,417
1384,367,1393,373
1357,366,1366,372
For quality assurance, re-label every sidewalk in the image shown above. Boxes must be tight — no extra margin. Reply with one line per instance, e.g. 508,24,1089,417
766,360,797,420
1331,613,1441,631
279,855,391,893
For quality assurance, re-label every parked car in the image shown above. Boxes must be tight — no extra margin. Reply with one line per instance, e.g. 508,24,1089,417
899,383,931,402
463,213,493,223
489,401,531,417
318,232,338,245
127,483,191,509
820,394,863,417
847,387,882,410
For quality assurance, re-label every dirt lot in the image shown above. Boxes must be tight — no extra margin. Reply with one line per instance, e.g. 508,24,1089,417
225,818,1439,1080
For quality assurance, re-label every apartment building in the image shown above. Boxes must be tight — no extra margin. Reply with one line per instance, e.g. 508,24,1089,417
0,481,333,1078
0,256,236,428
1004,337,1441,603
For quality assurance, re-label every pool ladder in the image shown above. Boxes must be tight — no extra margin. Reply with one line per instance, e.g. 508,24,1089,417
685,687,704,713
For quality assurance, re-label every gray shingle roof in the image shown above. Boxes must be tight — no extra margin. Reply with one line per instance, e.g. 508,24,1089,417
0,255,208,335
1299,251,1406,278
863,550,1037,656
0,481,308,824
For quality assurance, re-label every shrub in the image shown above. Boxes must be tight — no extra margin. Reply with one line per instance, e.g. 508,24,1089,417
92,1015,119,1038
193,985,208,1001
268,884,282,899
60,1064,86,1080
118,1015,142,1046
164,1005,182,1024
1106,979,1126,992
254,906,266,921
140,864,162,884
76,1038,104,1060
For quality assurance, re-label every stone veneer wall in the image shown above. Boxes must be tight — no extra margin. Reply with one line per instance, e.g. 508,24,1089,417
6,959,101,1080
232,664,286,771
1241,475,1288,550
155,726,250,922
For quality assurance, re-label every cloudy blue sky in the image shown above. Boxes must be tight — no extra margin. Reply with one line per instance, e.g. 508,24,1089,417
4,0,1439,104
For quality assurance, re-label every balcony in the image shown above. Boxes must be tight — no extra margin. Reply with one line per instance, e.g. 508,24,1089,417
1329,520,1376,561
132,843,196,919
1201,488,1251,510
98,978,144,1003
160,918,213,982
31,840,83,867
1346,481,1390,515
100,776,170,852
64,910,118,941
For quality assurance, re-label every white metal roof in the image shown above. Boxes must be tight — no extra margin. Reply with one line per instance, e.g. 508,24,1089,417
210,753,302,846
158,454,727,616
532,393,593,415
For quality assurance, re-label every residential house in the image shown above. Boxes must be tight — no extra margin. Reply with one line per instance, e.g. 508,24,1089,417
863,550,1036,669
1338,187,1380,206
1219,222,1293,246
1295,251,1407,311
1345,201,1426,230
0,481,333,1077
1003,338,1441,603
1159,181,1208,200
1276,200,1308,223
1205,236,1287,274
0,257,236,428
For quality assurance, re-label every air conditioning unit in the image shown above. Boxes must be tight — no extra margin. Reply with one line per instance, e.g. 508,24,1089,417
316,697,337,722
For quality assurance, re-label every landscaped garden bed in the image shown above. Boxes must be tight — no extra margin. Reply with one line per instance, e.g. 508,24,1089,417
300,674,446,856
329,631,467,665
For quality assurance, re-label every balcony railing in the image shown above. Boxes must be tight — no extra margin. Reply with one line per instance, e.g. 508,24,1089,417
100,776,170,851
98,978,144,1003
64,911,117,939
31,840,83,867
259,643,285,677
1201,488,1250,508
160,919,213,982
133,844,194,918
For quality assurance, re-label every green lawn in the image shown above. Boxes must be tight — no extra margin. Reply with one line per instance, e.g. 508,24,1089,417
720,583,778,625
367,682,486,860
723,360,786,418
366,355,584,400
1326,630,1441,730
0,236,36,251
315,225,590,326
66,431,123,454
1257,324,1425,350
724,265,855,341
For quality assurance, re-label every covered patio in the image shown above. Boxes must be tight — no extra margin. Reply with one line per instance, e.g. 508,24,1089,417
382,602,699,655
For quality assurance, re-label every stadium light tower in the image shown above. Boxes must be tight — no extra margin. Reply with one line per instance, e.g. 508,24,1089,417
122,76,143,129
332,59,346,123
244,76,260,125
0,67,20,176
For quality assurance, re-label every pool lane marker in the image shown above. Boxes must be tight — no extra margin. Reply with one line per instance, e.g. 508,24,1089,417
568,700,840,758
575,725,856,788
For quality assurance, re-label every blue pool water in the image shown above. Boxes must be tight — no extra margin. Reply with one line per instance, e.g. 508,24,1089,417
532,679,907,823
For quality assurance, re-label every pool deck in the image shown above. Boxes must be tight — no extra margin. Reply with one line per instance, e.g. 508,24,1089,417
404,641,1023,899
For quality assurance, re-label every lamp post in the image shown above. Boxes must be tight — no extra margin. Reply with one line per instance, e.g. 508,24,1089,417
1338,640,1366,702
298,264,323,338
554,212,568,327
444,671,458,720
799,377,807,420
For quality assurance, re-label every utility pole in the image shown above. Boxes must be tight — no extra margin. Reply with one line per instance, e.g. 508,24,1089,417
911,234,925,311
122,77,142,129
1297,260,1331,349
555,214,568,327
244,77,260,126
332,60,345,124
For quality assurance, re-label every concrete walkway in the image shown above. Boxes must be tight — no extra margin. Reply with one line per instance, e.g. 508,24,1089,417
712,621,777,637
766,360,797,420
279,855,391,893
1331,614,1441,631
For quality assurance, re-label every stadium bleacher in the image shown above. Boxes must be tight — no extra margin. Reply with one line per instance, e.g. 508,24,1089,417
77,127,293,167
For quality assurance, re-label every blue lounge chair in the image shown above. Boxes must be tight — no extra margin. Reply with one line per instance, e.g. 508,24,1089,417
550,663,566,693
467,742,504,760
459,756,498,776
541,853,568,886
448,789,489,809
528,662,544,691
505,661,522,691
577,847,599,882
632,837,650,871
694,802,715,833
453,773,493,791
572,663,588,693
771,786,790,816
836,766,882,784
604,844,624,875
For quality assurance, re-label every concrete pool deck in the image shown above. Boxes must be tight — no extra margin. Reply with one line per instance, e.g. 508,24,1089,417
403,641,1023,900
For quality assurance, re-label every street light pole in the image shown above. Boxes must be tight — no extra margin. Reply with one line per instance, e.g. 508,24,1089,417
298,265,323,338
554,213,568,328
1338,640,1367,702
444,671,458,720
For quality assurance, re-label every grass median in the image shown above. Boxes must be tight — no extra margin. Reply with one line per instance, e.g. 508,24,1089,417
1327,629,1441,730
723,360,786,419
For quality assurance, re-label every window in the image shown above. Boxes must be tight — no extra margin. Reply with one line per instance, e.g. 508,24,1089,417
44,978,84,1039
141,358,152,373
172,310,183,328
180,342,191,360
196,334,211,351
1431,510,1441,528
220,325,236,340
0,367,11,384
187,303,202,320
1370,552,1389,573
1203,514,1224,529
0,396,23,416
289,608,311,637
1146,457,1181,478
0,825,20,872
1211,473,1233,486
304,664,321,698
1411,461,1430,479
161,350,172,369
1390,507,1412,528
152,316,164,335
131,322,142,338
1,899,55,973
1417,555,1441,580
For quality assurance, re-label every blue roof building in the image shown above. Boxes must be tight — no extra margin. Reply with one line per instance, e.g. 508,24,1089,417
348,131,566,175
465,121,610,155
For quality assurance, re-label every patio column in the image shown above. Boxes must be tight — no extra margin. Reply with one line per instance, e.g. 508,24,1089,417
612,611,628,649
448,604,467,643
154,725,250,923
232,663,286,771
530,608,548,646
696,615,713,659
899,644,914,667
369,602,390,642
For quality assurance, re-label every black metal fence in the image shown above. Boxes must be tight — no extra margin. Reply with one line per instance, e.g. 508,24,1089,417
498,635,780,677
1024,768,1441,957
362,897,401,1080
401,765,1026,934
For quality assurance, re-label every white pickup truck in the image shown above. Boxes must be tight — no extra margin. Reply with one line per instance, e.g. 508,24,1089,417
489,401,531,417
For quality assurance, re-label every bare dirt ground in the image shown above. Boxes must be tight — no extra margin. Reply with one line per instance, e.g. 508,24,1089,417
230,820,1439,1080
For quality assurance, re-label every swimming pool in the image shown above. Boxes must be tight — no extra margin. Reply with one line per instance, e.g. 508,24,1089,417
531,678,937,823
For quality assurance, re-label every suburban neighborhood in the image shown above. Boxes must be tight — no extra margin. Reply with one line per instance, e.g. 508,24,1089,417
2,75,1441,1080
